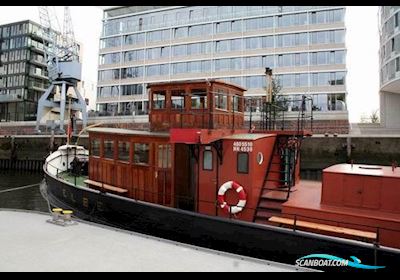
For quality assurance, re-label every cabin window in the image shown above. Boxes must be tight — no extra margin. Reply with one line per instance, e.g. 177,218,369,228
158,144,171,168
104,140,114,159
90,139,100,157
118,141,130,162
171,90,185,110
191,89,207,109
215,90,228,110
232,95,242,112
153,91,166,109
237,152,249,174
134,143,149,165
203,150,213,170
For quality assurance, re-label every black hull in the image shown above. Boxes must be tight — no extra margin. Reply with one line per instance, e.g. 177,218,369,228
44,174,400,272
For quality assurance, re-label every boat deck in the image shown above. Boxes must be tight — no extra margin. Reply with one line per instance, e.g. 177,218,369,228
58,172,87,188
282,180,400,248
0,209,314,272
284,180,400,223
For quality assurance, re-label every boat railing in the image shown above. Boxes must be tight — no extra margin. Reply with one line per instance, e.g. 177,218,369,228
246,95,314,134
45,153,89,187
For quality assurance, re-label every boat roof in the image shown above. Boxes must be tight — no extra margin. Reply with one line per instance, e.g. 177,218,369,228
222,133,275,141
0,210,314,272
324,163,400,179
87,127,169,138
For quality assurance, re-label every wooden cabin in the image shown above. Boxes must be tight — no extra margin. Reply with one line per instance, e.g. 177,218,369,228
86,79,304,224
148,80,245,131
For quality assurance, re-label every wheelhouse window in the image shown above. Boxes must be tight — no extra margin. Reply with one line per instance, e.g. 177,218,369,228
203,150,213,171
232,95,242,112
215,90,228,110
118,141,130,162
134,143,149,165
90,139,100,157
191,89,207,109
152,91,166,109
237,152,249,174
171,90,185,110
104,140,114,159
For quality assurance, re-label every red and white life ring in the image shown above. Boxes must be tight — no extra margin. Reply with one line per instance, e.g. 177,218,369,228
217,181,247,214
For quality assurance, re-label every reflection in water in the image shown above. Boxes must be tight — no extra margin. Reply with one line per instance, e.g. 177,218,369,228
0,170,48,212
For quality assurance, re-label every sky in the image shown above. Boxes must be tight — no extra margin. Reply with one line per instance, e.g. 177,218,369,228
0,6,380,122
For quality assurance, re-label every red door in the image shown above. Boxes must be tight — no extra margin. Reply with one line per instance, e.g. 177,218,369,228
156,144,172,206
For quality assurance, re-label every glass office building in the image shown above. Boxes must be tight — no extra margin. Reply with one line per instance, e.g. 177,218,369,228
0,20,51,122
379,6,400,128
97,6,348,123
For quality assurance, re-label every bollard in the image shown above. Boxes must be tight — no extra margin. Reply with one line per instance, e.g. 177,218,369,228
62,210,73,223
52,208,63,222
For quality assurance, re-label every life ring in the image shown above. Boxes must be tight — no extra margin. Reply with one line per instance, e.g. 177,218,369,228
217,181,247,214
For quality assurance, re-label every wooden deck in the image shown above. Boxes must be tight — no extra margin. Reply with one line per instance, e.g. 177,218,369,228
268,216,377,240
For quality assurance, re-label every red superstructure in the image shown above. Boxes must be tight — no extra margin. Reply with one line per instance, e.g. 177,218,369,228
85,79,400,249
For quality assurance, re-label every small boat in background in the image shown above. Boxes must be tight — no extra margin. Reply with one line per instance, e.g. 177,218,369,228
42,79,400,271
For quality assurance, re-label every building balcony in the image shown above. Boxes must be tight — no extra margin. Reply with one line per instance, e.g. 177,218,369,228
0,93,24,103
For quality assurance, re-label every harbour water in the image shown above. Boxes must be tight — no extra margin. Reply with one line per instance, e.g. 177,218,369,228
0,170,48,212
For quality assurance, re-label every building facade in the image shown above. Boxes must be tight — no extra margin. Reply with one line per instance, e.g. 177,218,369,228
0,20,50,122
379,6,400,128
97,6,348,129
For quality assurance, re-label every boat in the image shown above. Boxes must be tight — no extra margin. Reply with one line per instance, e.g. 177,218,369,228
42,79,400,271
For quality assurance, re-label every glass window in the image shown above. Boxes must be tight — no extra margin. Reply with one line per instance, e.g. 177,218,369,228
216,21,230,33
153,91,166,109
174,27,188,39
173,44,187,56
215,90,228,110
134,143,149,165
118,141,130,162
230,38,242,51
237,152,249,174
232,20,242,32
191,89,207,109
203,150,213,170
188,25,202,37
158,144,171,169
104,140,114,159
216,40,230,52
91,139,100,157
171,90,185,109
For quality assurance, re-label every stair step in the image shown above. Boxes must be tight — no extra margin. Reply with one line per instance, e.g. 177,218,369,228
255,209,281,219
261,190,288,201
258,199,284,210
263,187,297,193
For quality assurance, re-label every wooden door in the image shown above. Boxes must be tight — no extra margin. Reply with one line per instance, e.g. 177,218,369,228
156,144,173,207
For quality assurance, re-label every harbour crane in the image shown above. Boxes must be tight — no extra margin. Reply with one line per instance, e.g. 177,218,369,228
35,6,87,134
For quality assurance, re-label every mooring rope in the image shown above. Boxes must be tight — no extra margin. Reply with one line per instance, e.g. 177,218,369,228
0,183,40,194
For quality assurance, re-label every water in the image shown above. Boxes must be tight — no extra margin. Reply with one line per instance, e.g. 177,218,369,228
300,169,322,181
0,170,48,212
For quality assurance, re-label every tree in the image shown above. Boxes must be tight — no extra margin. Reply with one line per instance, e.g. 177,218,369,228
370,109,380,124
360,109,380,124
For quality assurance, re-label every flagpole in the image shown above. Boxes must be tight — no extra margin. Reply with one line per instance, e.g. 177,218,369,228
67,94,72,146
